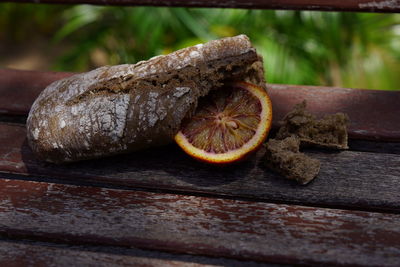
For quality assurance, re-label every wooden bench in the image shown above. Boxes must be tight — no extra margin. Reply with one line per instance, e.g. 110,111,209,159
1,2,400,266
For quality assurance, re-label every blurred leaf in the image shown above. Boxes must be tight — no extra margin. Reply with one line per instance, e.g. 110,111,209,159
173,8,216,41
53,6,104,43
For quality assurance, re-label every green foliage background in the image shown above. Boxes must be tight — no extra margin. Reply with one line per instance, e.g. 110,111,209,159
1,4,399,90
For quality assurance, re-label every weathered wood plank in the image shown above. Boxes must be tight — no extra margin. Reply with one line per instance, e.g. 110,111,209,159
0,115,27,125
349,139,400,154
268,84,400,141
1,69,399,141
0,240,272,267
0,69,73,115
1,0,400,12
1,123,400,212
1,178,400,266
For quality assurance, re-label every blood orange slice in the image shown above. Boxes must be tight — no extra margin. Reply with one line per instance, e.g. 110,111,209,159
175,82,272,164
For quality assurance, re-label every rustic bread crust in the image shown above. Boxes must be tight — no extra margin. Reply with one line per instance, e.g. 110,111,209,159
27,35,266,163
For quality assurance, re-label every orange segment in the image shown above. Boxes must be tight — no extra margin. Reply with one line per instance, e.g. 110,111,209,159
175,82,273,164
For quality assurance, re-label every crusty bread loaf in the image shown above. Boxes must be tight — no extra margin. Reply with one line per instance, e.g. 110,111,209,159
27,35,266,163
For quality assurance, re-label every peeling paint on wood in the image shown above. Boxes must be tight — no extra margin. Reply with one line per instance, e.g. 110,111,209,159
1,123,400,212
359,0,400,9
0,178,400,265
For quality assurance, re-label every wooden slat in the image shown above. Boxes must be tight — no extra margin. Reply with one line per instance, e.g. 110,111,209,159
0,69,399,141
1,123,400,212
0,240,272,267
0,241,213,267
2,0,400,12
1,178,400,266
349,139,400,154
268,84,400,141
0,69,73,115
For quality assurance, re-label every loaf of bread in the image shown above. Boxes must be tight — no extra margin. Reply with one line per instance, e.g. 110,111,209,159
27,35,266,163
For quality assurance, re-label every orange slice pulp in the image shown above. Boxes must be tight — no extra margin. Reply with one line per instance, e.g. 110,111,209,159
175,82,272,164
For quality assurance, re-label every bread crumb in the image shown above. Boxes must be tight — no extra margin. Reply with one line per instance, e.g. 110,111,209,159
276,101,349,149
265,137,320,185
264,100,350,185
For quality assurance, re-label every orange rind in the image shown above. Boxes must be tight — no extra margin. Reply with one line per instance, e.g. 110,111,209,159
175,82,272,164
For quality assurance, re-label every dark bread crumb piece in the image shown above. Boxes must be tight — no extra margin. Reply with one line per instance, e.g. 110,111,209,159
265,137,320,185
276,101,349,149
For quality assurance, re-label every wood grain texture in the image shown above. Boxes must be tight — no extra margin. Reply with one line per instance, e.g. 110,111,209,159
268,84,400,141
1,123,400,212
0,240,273,267
0,241,214,267
1,0,400,12
0,114,27,124
1,178,400,266
0,69,74,115
0,69,399,141
349,139,400,154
